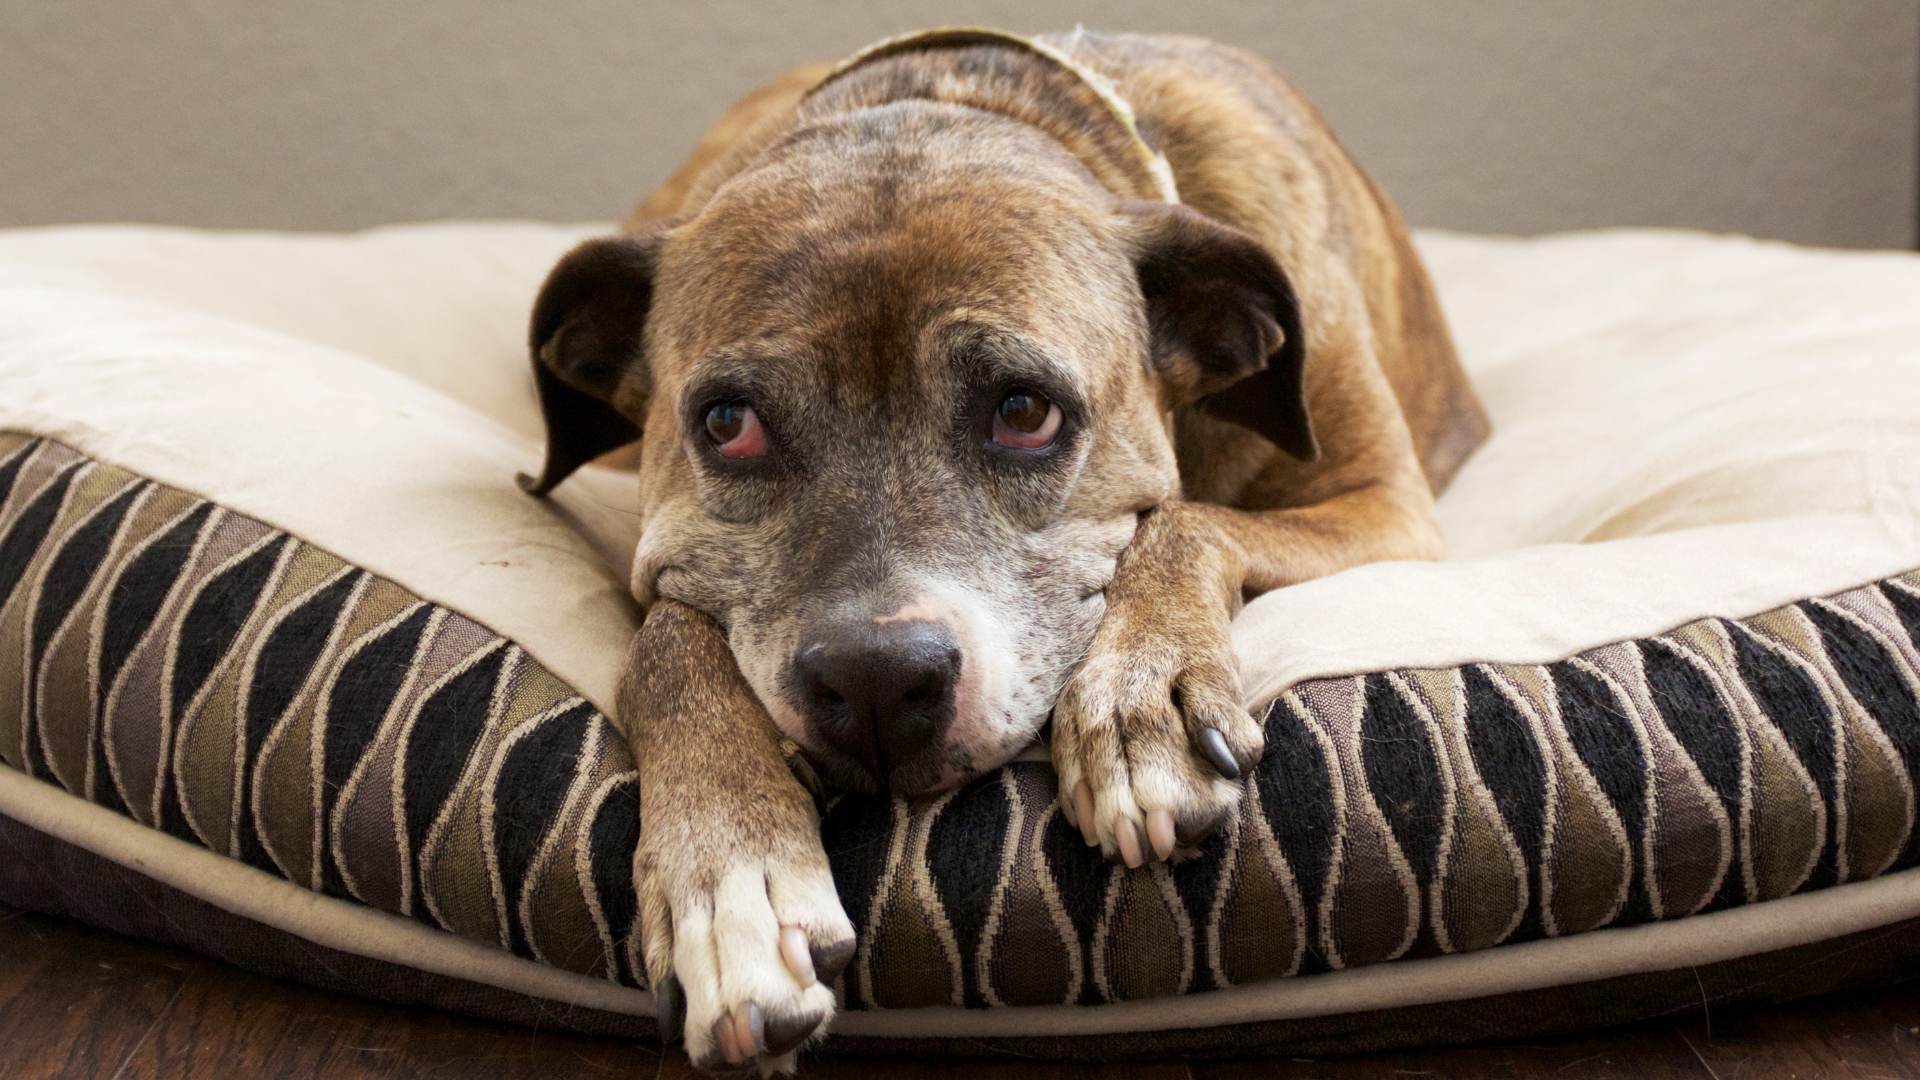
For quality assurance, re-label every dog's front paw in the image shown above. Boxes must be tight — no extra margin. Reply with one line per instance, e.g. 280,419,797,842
1052,566,1264,866
636,815,854,1075
621,599,859,1074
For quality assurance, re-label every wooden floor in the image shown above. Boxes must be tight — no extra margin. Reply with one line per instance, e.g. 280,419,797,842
5,901,1920,1079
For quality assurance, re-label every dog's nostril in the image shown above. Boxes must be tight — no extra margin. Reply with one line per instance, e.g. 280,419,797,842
810,680,845,708
901,673,945,703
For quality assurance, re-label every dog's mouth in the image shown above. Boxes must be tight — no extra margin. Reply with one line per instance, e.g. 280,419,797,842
796,708,1055,797
797,740,956,797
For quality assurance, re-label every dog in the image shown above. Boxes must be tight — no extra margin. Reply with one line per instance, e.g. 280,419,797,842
519,28,1488,1074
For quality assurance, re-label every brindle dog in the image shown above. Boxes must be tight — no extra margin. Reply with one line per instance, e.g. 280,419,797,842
521,29,1487,1074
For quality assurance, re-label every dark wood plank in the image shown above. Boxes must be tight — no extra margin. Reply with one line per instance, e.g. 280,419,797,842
1676,978,1920,1080
659,1052,1190,1079
1191,1022,1712,1080
0,902,659,1080
107,941,663,1080
0,907,197,1080
0,904,68,1013
10,898,1920,1080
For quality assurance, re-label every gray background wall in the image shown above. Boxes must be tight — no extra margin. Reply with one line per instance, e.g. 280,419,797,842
3,1,1916,248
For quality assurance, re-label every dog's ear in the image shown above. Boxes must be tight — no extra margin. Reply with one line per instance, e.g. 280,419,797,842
1125,202,1318,461
518,221,679,497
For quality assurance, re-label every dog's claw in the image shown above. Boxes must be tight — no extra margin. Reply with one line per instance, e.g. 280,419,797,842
656,973,685,1043
1197,726,1240,780
696,1000,813,1073
1147,808,1177,862
780,925,816,986
735,1005,760,1060
763,1007,825,1057
1115,817,1145,868
1072,781,1099,847
810,936,856,988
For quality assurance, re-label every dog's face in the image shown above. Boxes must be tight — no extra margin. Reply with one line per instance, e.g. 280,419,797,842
526,102,1310,794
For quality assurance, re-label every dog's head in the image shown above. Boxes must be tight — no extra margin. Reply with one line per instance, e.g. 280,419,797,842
525,102,1312,794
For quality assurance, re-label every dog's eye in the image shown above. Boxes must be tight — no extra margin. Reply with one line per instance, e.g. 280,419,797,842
992,389,1061,450
704,401,767,458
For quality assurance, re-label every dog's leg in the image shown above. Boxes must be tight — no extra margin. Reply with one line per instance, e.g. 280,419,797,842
619,599,856,1075
1053,481,1441,865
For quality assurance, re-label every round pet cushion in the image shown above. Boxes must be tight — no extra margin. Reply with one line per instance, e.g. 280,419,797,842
2,222,1919,1058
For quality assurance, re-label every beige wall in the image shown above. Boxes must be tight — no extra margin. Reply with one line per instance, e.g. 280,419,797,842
3,1,1915,248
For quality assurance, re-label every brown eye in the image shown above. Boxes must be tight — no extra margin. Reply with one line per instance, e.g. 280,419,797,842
704,401,767,458
992,389,1062,450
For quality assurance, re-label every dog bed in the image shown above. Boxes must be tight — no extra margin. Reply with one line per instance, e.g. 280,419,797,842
3,221,1920,1059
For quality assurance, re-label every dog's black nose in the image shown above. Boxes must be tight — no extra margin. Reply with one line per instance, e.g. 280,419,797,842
794,619,960,792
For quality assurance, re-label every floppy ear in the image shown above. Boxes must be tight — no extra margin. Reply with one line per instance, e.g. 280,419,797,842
1125,202,1318,461
517,221,679,497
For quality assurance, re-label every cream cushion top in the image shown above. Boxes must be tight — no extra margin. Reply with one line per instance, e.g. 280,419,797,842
0,222,1916,718
0,221,632,713
1242,229,1920,704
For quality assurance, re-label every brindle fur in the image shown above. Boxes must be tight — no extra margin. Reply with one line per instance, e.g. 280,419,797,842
528,31,1487,1073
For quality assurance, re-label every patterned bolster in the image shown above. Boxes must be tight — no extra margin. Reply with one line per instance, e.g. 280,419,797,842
0,434,646,987
817,572,1920,1008
7,431,1920,1013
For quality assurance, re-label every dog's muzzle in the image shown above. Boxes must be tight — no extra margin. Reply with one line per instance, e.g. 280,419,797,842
792,615,960,792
